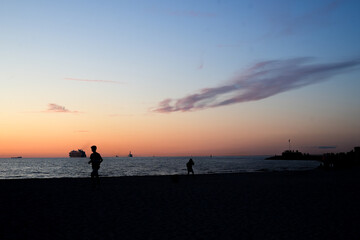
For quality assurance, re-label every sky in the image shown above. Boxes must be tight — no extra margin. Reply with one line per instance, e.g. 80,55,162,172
1,0,360,157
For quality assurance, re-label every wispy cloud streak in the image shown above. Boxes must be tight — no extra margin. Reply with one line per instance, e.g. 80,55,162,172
64,78,124,84
46,103,79,113
153,58,360,113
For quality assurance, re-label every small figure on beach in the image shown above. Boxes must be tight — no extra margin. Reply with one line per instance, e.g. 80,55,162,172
88,145,103,185
187,158,195,175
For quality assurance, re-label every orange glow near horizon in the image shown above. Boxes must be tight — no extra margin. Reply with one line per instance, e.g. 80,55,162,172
1,107,358,158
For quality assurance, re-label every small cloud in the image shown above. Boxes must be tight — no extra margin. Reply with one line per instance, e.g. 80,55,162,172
64,78,125,84
45,103,79,113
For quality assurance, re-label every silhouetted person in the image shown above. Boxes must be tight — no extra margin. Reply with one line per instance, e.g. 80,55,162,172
187,158,194,175
88,145,103,186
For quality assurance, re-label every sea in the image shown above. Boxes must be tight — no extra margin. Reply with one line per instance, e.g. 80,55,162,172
0,156,321,179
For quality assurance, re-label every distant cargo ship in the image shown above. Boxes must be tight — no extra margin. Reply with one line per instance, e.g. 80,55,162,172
69,149,86,158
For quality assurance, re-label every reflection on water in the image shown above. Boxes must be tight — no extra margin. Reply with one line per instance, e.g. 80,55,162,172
0,156,321,179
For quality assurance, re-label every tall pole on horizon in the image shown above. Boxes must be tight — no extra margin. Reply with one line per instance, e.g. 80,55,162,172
289,139,291,151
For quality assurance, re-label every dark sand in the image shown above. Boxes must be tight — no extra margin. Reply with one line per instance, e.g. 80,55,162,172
1,169,360,240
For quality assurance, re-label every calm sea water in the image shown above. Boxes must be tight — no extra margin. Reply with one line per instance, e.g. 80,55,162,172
0,156,321,179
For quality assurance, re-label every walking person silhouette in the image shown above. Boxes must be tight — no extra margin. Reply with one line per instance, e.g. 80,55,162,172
187,158,195,175
88,145,103,186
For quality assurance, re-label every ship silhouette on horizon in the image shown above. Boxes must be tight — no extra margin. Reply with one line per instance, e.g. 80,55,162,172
69,149,86,158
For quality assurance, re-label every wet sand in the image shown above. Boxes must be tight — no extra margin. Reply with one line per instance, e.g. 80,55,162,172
1,169,360,240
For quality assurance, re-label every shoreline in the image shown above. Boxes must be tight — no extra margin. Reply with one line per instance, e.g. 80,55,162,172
1,169,359,239
0,165,351,181
0,172,314,181
0,156,321,179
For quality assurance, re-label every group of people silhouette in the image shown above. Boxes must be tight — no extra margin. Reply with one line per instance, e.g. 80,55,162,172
87,146,195,185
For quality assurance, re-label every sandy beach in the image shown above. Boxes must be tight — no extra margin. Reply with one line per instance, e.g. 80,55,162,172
1,169,360,240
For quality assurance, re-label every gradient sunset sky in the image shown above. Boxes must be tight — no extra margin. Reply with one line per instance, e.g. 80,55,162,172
1,0,360,157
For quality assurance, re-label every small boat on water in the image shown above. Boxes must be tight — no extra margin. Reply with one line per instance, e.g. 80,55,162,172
128,151,133,157
11,156,22,159
69,149,86,158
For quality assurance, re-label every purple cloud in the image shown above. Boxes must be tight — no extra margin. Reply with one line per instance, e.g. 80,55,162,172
46,104,79,113
64,78,124,84
153,57,360,113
